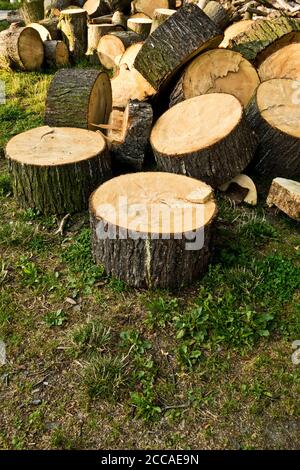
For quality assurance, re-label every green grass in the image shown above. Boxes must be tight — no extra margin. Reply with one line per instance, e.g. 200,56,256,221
0,1,19,10
0,69,300,450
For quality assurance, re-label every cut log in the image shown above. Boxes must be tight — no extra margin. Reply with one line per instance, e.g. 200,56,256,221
118,41,143,69
90,15,113,24
228,16,300,63
6,126,111,215
0,24,44,71
83,0,131,18
107,100,153,169
44,0,72,17
89,172,217,289
87,23,123,54
112,11,127,29
258,44,300,82
255,31,300,67
21,0,44,25
134,3,223,91
267,178,300,221
170,49,260,108
203,1,229,30
111,64,156,108
45,68,112,130
150,8,176,33
58,8,87,60
25,23,51,41
131,0,176,18
219,174,257,206
44,40,69,68
127,18,152,39
151,94,257,187
39,17,62,40
97,30,140,69
246,78,300,179
219,20,254,48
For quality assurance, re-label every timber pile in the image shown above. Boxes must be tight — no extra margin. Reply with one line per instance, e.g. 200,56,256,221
3,0,300,289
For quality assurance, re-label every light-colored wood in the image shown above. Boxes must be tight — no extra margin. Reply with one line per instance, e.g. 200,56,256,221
131,0,176,18
44,40,69,68
111,64,156,108
258,44,300,82
219,174,257,206
87,23,122,54
150,8,176,33
58,8,87,60
267,178,300,221
97,31,140,69
219,20,254,48
26,23,51,41
118,42,143,69
127,18,152,39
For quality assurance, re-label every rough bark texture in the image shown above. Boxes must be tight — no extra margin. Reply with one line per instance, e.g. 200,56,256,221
44,40,69,68
203,1,229,30
246,96,300,179
152,115,258,188
7,149,111,215
39,17,62,40
45,68,112,129
21,0,45,25
109,100,153,170
90,208,216,289
134,3,223,91
58,9,88,60
229,16,300,63
267,178,300,221
0,25,44,70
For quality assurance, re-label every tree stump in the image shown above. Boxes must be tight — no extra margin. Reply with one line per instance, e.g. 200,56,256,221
131,0,176,18
6,126,111,215
111,64,156,108
151,94,257,187
21,0,45,25
58,8,88,60
127,18,152,39
246,78,300,179
87,23,123,54
89,172,217,289
258,44,300,82
106,100,153,169
0,24,44,70
134,3,223,91
45,68,112,130
150,8,176,33
267,178,300,222
203,1,229,30
97,31,141,69
219,19,253,48
170,49,260,108
44,40,69,68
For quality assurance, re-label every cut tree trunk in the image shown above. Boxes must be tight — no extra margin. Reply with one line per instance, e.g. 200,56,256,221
25,23,51,41
97,30,140,69
89,172,217,289
45,68,112,130
228,16,300,64
219,19,253,48
6,126,112,215
21,0,44,25
0,24,44,70
111,64,156,108
39,17,62,40
131,0,176,18
44,40,69,68
267,177,300,221
106,100,153,169
246,78,300,179
255,31,300,67
134,3,223,91
87,23,123,54
83,0,131,18
203,1,229,30
150,8,176,33
170,49,260,108
58,8,88,60
151,94,257,187
127,18,152,39
258,43,300,82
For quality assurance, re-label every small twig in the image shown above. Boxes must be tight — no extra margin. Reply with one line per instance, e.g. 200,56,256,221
54,213,70,236
162,402,190,411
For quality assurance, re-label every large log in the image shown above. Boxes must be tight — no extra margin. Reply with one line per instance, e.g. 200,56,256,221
44,0,72,17
44,40,69,68
150,8,176,33
219,19,253,48
45,68,112,130
246,78,300,179
258,43,300,82
58,8,88,60
25,23,51,41
0,24,44,71
97,30,141,69
228,16,300,64
170,49,260,108
90,172,217,289
118,41,143,69
131,0,176,18
267,178,300,222
106,100,153,170
6,126,112,215
21,0,45,25
134,3,223,91
151,94,257,187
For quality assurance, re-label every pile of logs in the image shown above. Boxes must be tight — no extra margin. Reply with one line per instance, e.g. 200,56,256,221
3,0,300,289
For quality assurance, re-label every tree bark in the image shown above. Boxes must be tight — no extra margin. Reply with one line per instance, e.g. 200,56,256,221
267,178,300,222
45,68,112,130
58,8,88,60
134,3,223,91
203,1,229,30
44,39,69,68
89,172,217,289
150,8,176,33
0,24,44,70
6,126,112,215
39,17,62,40
21,0,45,25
